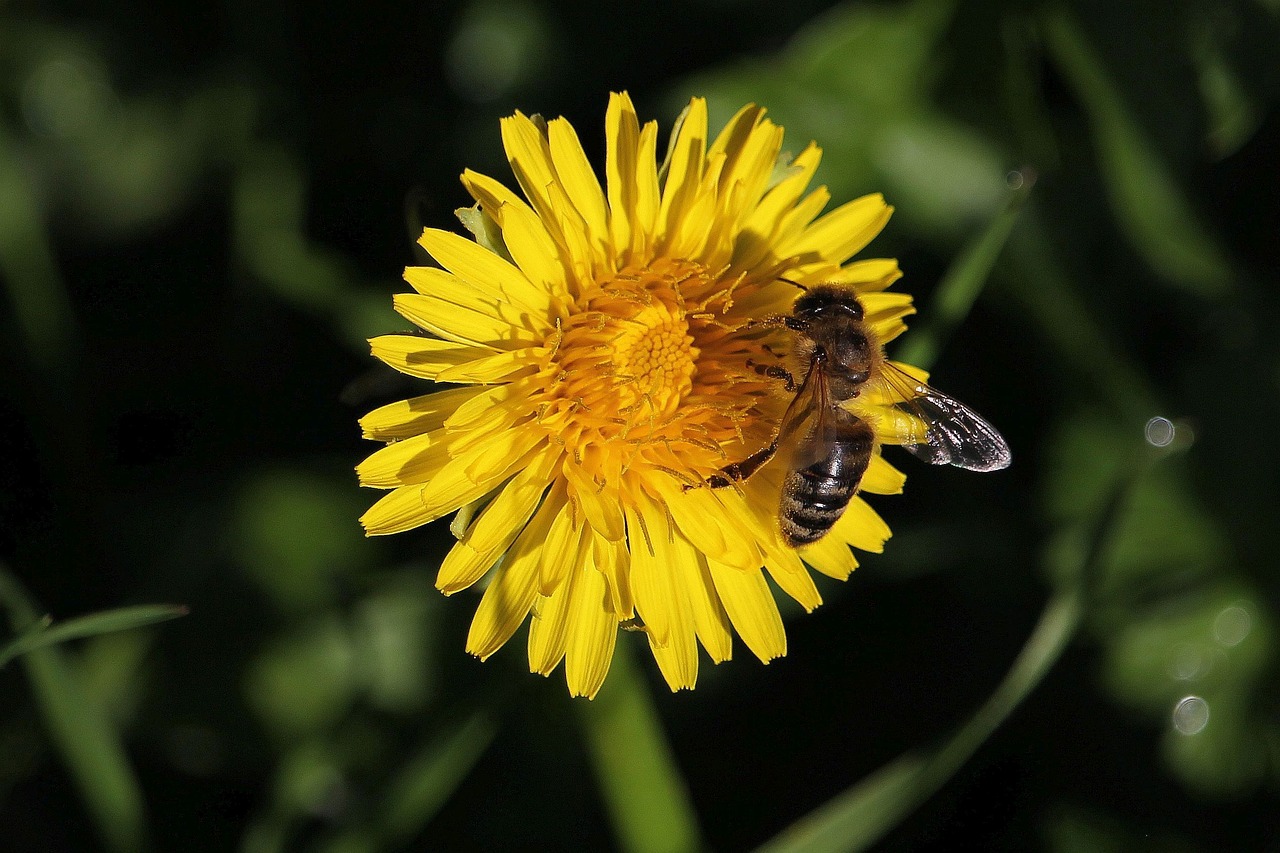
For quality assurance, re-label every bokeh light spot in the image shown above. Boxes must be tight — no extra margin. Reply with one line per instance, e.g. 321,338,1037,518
1172,696,1210,736
1167,643,1206,681
1144,416,1175,447
1213,603,1253,647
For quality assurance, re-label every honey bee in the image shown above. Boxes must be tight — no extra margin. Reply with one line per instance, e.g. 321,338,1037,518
705,283,1011,547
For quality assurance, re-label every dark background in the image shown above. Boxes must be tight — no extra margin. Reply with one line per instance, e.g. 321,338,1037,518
2,0,1279,850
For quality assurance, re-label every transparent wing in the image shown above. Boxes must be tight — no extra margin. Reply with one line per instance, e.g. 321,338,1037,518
785,361,835,472
872,361,1012,471
898,387,1011,470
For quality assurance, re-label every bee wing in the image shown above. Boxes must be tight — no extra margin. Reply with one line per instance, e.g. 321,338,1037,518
781,360,835,471
873,361,1012,471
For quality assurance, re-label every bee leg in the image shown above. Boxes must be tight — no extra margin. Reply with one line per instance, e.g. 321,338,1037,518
745,359,797,391
704,438,780,488
739,314,789,331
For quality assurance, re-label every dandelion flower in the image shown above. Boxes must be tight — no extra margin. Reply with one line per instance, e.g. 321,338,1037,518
358,93,914,697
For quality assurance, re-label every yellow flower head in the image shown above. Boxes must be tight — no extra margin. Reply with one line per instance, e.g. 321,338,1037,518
358,93,917,697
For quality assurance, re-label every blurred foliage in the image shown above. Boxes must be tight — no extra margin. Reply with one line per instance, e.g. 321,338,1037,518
2,0,1280,850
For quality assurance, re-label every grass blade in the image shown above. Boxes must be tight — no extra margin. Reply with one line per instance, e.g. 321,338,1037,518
0,566,149,853
896,172,1033,370
1041,5,1233,297
578,642,702,853
0,604,189,669
375,711,496,844
755,450,1150,853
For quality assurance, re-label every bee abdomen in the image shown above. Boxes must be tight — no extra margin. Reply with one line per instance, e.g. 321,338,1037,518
780,421,874,546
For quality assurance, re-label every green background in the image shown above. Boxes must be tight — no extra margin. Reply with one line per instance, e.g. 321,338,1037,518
2,0,1279,850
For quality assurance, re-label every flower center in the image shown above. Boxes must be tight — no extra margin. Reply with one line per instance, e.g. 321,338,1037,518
603,298,698,417
545,262,700,435
528,259,780,488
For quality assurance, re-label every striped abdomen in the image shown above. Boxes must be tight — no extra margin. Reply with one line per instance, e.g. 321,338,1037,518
779,416,875,546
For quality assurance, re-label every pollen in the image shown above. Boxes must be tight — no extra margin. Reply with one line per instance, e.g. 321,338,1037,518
571,271,698,412
612,301,697,415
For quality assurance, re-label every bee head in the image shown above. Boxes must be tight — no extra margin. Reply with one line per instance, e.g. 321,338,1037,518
791,285,873,385
792,285,864,323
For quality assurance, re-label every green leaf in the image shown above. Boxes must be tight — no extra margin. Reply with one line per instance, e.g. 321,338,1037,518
1042,6,1233,297
0,118,77,373
756,447,1151,853
374,711,496,844
313,712,496,853
0,604,188,669
896,173,1033,370
0,566,150,853
1003,220,1160,423
756,589,1082,853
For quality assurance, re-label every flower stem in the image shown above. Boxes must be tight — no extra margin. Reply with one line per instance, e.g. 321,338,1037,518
577,640,702,853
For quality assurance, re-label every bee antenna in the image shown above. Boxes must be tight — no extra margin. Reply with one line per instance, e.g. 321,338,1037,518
777,276,808,292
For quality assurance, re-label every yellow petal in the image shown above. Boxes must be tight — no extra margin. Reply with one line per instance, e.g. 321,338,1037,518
460,167,525,220
592,530,634,618
715,119,783,226
888,360,929,384
562,457,625,542
708,102,765,163
787,193,893,265
682,550,733,664
465,489,565,659
443,398,530,457
540,176,595,286
402,266,548,338
631,120,660,256
414,230,553,315
360,484,432,535
548,117,611,269
624,497,683,648
488,195,573,300
436,448,563,594
605,92,641,259
433,346,544,384
764,549,822,613
644,512,700,692
500,113,593,279
661,482,763,571
831,496,892,554
445,378,533,430
657,97,708,249
732,142,822,271
828,258,903,292
393,293,540,350
860,454,906,495
707,560,786,663
416,430,546,524
648,614,698,692
538,493,585,595
359,387,483,441
499,113,558,222
461,168,570,298
528,549,580,676
862,291,914,324
356,430,451,488
798,534,858,580
369,335,494,379
564,556,619,699
769,185,832,252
